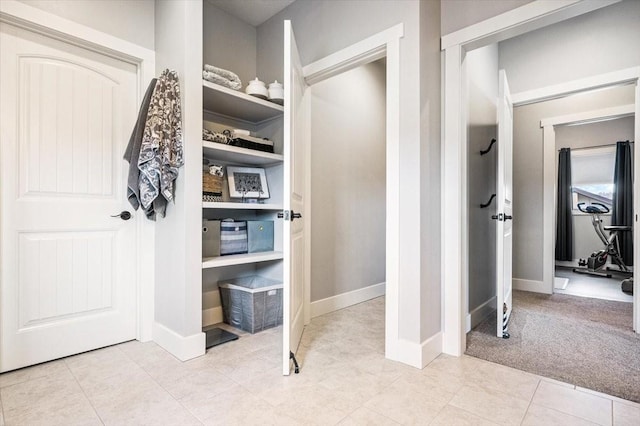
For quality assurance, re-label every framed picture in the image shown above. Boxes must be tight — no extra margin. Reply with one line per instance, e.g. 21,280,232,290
226,166,270,199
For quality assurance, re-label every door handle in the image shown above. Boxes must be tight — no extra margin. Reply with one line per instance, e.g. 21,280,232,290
277,210,302,222
291,211,302,221
504,215,513,221
111,211,132,221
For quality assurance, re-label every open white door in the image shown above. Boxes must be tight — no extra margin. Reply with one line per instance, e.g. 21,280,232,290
282,20,309,375
496,69,514,339
0,24,138,371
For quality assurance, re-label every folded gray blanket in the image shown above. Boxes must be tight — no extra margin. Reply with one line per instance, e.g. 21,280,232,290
203,64,242,90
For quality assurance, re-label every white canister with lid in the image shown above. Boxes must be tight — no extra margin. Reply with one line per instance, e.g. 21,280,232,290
268,80,284,105
245,78,268,99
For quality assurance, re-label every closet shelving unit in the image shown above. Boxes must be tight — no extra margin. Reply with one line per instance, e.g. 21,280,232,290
201,78,285,329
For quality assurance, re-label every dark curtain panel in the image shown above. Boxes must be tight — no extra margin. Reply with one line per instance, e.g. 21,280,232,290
555,148,574,261
612,141,633,266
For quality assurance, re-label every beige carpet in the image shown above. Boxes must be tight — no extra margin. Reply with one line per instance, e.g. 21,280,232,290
466,290,640,402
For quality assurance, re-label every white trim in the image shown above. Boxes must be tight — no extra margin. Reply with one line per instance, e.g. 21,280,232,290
513,278,545,293
303,23,404,86
152,322,206,362
635,82,640,333
513,67,640,106
465,296,497,333
440,0,619,51
300,25,404,364
202,307,223,327
0,0,155,343
540,104,635,127
310,283,385,318
421,332,443,368
541,103,637,295
0,0,154,64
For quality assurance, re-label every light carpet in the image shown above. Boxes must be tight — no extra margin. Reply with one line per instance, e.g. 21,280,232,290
466,290,640,402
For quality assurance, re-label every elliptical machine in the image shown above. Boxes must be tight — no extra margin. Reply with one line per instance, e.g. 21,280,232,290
573,202,631,280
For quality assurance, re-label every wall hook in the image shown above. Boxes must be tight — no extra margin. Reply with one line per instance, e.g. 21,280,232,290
481,193,496,208
480,138,496,156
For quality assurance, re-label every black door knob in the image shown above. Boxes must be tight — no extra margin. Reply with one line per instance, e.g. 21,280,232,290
111,211,132,220
504,215,513,221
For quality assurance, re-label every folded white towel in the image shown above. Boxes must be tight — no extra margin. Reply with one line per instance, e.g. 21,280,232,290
203,64,242,91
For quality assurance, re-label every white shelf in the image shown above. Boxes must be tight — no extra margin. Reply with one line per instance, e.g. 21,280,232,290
202,202,283,210
202,251,284,269
202,80,283,123
203,141,284,166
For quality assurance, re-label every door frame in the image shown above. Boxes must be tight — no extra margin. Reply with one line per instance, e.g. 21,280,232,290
441,0,629,355
541,103,636,299
0,0,156,342
301,23,404,360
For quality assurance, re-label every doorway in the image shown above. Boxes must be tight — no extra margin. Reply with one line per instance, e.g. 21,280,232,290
304,59,387,355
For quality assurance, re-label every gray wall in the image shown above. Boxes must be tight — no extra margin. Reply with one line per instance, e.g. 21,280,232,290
555,117,635,263
465,44,498,317
17,0,155,49
512,86,635,283
441,0,533,35
310,60,386,302
203,2,256,89
499,0,640,94
257,0,442,344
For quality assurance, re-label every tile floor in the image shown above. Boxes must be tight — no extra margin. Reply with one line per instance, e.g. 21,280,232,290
1,297,638,425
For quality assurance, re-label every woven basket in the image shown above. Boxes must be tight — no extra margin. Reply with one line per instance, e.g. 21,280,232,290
203,172,223,194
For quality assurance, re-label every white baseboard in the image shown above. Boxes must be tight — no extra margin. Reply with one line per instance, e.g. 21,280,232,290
388,332,442,369
202,306,223,327
465,296,497,332
310,282,385,318
152,322,205,361
513,278,545,293
421,332,442,367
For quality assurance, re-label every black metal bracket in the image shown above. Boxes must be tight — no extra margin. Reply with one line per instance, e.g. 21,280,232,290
480,138,496,156
290,351,300,374
481,194,496,208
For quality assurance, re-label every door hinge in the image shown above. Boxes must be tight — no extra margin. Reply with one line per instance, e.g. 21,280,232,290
277,211,290,221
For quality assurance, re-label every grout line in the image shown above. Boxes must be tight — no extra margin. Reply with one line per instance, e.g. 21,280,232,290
520,379,542,425
64,359,106,426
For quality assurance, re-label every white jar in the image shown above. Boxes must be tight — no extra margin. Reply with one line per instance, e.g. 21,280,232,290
268,80,284,105
245,78,268,99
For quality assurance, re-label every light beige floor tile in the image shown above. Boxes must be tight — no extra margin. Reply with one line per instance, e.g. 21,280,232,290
274,384,360,426
576,386,640,407
238,366,317,406
540,376,576,389
522,404,600,426
449,383,530,425
0,359,69,389
472,360,541,402
66,345,147,390
186,384,298,425
0,394,5,426
363,376,453,425
1,374,101,426
613,401,640,426
429,404,499,426
161,366,236,401
532,380,612,426
338,407,400,425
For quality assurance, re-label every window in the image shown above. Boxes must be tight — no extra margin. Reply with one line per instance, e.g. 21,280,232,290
570,146,615,211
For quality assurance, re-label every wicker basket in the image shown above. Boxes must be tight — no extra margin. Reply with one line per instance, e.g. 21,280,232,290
203,171,223,195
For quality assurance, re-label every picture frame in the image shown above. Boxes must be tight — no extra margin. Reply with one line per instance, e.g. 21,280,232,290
226,166,270,199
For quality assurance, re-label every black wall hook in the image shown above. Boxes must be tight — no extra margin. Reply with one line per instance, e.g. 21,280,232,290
480,138,496,156
481,194,496,208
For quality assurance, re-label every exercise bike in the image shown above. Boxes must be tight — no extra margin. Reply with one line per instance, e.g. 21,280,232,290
573,202,632,281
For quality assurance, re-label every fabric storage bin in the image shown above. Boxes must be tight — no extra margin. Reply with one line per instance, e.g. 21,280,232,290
218,276,283,333
247,220,274,253
220,220,248,255
202,219,221,257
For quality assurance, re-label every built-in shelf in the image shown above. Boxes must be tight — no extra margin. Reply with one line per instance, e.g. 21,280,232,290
202,202,283,210
203,141,284,166
202,251,284,269
202,80,284,123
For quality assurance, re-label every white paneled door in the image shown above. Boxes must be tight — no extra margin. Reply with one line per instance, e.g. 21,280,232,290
0,24,138,372
283,20,309,375
495,70,514,339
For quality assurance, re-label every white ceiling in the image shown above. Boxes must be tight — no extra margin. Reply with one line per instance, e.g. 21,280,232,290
206,0,296,27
